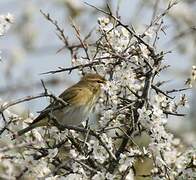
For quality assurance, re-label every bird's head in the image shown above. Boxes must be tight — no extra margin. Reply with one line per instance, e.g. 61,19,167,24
81,73,106,90
82,73,106,83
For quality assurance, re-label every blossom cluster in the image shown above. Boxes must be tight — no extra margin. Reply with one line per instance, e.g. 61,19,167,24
0,13,14,36
0,13,14,60
66,15,195,179
0,5,195,180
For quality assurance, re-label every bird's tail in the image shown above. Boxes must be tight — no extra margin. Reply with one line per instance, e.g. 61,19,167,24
17,123,37,136
14,118,48,138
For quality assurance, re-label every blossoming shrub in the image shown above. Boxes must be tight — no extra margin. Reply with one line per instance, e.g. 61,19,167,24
0,3,196,180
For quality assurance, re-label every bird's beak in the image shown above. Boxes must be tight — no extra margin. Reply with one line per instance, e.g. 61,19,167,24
103,77,107,84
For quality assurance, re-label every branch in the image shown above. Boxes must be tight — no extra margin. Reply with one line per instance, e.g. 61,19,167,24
40,60,102,75
0,93,49,113
152,84,174,99
163,110,186,117
85,2,157,58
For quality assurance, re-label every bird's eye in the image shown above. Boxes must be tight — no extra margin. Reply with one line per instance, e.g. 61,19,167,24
97,80,103,83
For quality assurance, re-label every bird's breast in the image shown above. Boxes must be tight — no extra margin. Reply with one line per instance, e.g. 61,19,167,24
52,89,100,126
53,104,91,126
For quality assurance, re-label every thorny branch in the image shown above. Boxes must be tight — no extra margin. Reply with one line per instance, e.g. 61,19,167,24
0,2,193,179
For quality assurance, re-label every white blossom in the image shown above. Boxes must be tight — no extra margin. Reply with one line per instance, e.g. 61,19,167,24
139,44,150,58
48,148,58,159
64,173,84,180
144,26,157,38
69,149,78,158
192,66,196,81
87,139,108,164
0,3,195,179
92,172,105,180
119,153,134,172
0,13,14,36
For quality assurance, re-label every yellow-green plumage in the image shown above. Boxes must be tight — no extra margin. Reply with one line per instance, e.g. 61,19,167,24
16,73,106,137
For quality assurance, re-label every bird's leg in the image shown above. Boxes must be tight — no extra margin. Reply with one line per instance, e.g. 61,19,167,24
85,119,89,129
47,113,64,131
83,118,90,148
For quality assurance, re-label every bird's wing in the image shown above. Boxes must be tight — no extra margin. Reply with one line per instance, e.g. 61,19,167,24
59,85,93,105
31,85,92,125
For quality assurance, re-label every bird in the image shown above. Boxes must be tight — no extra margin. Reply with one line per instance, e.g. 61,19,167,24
16,73,106,137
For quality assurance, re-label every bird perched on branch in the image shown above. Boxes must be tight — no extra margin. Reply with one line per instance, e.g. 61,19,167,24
16,73,106,137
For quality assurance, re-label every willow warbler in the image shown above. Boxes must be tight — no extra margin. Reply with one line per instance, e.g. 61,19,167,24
16,73,106,136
